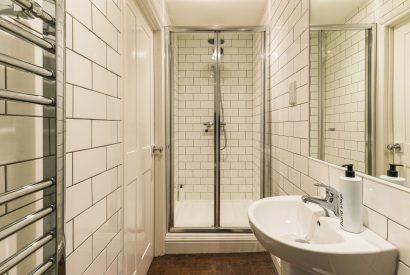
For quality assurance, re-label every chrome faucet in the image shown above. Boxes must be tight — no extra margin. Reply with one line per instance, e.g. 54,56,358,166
301,183,340,217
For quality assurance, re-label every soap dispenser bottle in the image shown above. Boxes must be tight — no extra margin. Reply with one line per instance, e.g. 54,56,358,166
380,164,406,186
339,164,363,233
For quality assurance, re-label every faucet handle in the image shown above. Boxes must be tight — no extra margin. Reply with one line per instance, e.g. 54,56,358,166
314,183,339,197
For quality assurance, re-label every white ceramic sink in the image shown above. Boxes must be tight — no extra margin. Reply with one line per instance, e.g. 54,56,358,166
248,196,397,275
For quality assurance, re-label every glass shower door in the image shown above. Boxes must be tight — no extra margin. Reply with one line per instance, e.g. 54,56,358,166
218,32,264,228
171,32,216,228
169,29,267,231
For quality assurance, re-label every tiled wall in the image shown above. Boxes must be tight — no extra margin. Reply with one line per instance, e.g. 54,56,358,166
173,33,262,201
267,0,410,273
267,0,310,196
65,0,123,274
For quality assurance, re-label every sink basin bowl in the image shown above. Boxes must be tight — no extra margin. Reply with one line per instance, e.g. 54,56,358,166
248,196,397,275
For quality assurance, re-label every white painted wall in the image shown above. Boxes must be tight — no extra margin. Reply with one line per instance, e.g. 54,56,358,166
165,0,267,26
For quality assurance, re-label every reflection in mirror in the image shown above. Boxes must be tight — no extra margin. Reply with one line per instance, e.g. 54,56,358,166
387,19,410,188
309,26,372,174
310,0,375,174
309,0,410,189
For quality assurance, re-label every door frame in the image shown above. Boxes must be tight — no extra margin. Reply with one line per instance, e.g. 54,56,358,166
375,7,410,176
164,26,270,234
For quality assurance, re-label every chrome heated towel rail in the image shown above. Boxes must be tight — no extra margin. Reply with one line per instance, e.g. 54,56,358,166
0,0,64,274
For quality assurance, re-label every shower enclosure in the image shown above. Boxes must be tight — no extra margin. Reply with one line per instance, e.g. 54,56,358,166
166,27,270,232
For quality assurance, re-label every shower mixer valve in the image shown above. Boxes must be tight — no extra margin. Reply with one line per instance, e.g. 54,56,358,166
202,121,227,131
203,121,213,129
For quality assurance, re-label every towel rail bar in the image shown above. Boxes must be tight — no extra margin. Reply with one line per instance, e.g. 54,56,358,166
0,206,54,241
0,178,55,205
0,18,55,50
0,53,54,78
0,232,54,274
29,258,54,275
0,88,55,105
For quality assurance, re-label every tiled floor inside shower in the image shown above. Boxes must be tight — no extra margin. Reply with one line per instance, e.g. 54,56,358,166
174,200,253,228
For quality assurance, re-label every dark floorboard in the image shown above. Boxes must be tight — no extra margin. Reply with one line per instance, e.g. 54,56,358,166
147,252,278,275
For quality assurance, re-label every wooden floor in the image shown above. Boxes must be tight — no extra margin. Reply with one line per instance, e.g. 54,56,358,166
147,252,278,275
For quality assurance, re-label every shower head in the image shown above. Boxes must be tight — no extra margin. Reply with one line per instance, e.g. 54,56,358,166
209,38,224,56
207,38,225,45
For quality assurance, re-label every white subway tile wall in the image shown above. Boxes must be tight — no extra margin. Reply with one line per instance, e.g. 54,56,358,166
172,32,263,201
268,0,311,197
65,0,123,274
268,0,410,271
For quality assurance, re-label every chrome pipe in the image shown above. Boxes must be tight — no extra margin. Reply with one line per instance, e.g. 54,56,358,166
0,18,55,50
12,0,55,24
0,233,54,274
29,258,54,275
0,53,54,78
0,178,54,205
0,206,54,241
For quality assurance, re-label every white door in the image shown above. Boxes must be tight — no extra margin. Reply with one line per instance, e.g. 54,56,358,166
392,18,410,185
124,1,155,274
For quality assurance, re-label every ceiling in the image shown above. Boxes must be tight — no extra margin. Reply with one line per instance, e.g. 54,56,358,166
165,0,268,26
311,0,369,25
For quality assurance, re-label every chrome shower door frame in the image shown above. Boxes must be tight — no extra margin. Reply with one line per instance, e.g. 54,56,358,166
165,26,270,233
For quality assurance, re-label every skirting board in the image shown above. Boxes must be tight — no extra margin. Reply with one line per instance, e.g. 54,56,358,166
165,233,266,254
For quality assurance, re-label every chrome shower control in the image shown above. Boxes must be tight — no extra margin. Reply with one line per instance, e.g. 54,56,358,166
387,143,402,152
203,121,213,128
202,121,226,128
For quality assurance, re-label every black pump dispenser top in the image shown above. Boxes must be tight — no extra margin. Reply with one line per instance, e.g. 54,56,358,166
387,164,403,177
342,164,355,178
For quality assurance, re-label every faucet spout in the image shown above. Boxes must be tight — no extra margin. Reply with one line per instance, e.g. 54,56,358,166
301,183,340,217
302,195,330,217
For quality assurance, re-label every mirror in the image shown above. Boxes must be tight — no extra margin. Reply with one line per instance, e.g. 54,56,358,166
309,0,410,188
